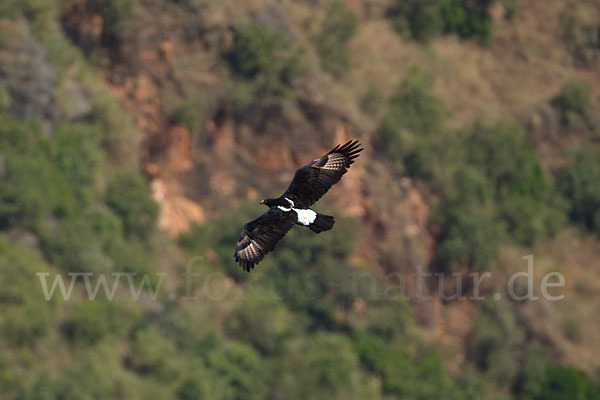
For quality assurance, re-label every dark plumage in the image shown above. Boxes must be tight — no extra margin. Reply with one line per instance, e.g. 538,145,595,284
234,140,363,271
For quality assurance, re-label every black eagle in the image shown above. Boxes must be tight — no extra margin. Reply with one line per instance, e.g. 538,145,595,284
234,140,363,271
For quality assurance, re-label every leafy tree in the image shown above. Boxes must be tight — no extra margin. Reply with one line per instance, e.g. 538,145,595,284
512,343,548,400
0,114,74,229
228,24,304,106
57,342,168,400
168,96,205,134
206,342,268,400
177,377,206,400
129,327,181,381
467,300,525,385
556,149,600,235
435,165,503,270
536,365,600,400
0,240,59,346
65,299,141,345
374,68,447,175
106,168,158,239
314,0,358,76
464,121,554,245
353,329,483,399
225,288,295,355
48,122,104,203
553,80,595,128
390,0,492,43
275,332,363,399
442,0,492,43
390,0,446,42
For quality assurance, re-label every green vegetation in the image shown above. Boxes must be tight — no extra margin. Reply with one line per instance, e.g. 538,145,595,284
556,149,600,235
168,96,206,134
536,365,600,400
228,24,304,111
389,0,493,43
375,72,562,270
95,0,136,41
434,122,561,270
374,68,447,177
106,168,159,239
0,1,598,399
314,0,358,76
553,80,596,129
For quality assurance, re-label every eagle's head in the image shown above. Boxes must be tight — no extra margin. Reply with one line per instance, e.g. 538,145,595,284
260,198,277,207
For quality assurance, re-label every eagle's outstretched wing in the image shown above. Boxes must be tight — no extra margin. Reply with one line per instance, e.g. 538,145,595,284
234,207,297,271
285,140,362,207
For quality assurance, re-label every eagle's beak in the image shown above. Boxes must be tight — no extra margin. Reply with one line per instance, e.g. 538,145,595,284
260,199,265,205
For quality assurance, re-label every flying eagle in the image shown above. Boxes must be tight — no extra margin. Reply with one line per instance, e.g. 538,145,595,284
234,140,363,271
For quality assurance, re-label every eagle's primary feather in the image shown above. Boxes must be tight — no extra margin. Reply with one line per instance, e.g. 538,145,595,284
285,140,362,207
234,207,297,271
234,140,363,271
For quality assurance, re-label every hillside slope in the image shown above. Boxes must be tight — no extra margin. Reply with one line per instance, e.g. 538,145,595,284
1,0,600,399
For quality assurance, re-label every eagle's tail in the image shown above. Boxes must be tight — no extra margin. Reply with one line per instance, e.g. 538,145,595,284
309,214,335,233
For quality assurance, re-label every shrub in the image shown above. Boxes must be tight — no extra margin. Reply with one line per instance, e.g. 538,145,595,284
129,327,180,381
387,69,447,136
267,216,358,320
168,96,205,134
352,329,483,399
276,332,361,399
105,168,158,239
301,333,359,389
512,343,548,400
556,149,600,235
465,121,548,201
66,299,141,345
389,0,492,43
177,378,206,400
206,342,268,400
536,365,600,400
434,164,500,271
38,213,114,273
464,121,554,245
57,341,164,400
314,0,358,76
228,24,303,102
0,114,75,229
97,0,135,41
68,301,112,345
436,198,503,271
553,80,595,128
467,300,525,385
390,0,446,42
21,373,59,400
0,240,58,345
434,121,557,269
360,85,385,116
442,0,492,44
0,0,57,32
60,0,135,46
225,288,295,355
48,122,104,203
88,90,139,164
374,69,447,174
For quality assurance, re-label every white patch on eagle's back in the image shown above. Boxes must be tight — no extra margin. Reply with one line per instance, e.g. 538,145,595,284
278,206,291,212
293,208,317,226
284,197,295,207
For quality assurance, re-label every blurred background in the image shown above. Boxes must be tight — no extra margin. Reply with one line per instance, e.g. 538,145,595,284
1,0,600,399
